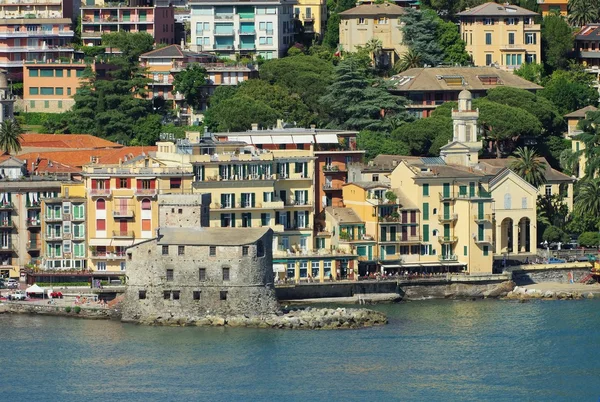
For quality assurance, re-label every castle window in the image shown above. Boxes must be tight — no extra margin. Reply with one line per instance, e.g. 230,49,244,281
163,291,171,300
242,246,249,256
172,291,180,300
178,208,183,214
209,246,216,256
138,290,146,299
199,268,206,281
162,245,169,255
222,267,230,281
128,253,132,261
220,290,228,300
178,246,185,255
166,269,174,281
193,291,201,300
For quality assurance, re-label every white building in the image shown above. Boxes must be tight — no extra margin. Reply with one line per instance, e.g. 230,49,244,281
189,0,297,60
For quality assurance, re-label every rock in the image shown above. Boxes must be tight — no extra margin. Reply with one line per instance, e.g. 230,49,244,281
543,291,556,299
587,292,594,299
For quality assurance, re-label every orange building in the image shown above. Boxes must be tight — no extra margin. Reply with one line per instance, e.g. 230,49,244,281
22,60,88,112
537,0,568,16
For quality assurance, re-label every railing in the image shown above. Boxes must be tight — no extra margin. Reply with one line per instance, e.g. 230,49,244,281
26,202,41,209
0,202,14,210
439,192,456,201
438,236,458,243
91,252,126,260
134,188,157,197
0,220,14,228
112,230,135,238
457,191,492,199
27,241,41,251
214,14,234,19
44,214,62,222
26,219,41,227
0,243,15,252
238,29,256,35
500,44,527,50
474,235,492,244
473,214,492,222
89,188,112,197
438,213,458,222
323,165,346,172
113,209,135,218
283,224,312,231
214,30,235,35
398,235,422,243
439,254,458,262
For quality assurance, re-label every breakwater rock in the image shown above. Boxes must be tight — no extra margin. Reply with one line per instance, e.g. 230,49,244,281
130,307,388,329
504,286,595,301
401,280,515,300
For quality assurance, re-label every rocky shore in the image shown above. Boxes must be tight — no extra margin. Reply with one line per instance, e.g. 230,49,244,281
504,286,596,301
129,307,388,329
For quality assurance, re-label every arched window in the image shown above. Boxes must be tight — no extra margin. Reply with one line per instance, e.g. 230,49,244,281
96,198,105,210
504,193,511,210
432,229,438,236
141,199,151,210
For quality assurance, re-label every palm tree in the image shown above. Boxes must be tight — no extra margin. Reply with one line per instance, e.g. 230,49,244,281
394,49,422,73
568,0,599,27
364,38,384,67
509,147,547,188
0,119,23,155
575,178,600,216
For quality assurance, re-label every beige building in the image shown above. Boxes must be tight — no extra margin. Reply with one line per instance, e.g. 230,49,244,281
295,0,327,37
339,3,407,66
565,105,597,179
458,2,540,70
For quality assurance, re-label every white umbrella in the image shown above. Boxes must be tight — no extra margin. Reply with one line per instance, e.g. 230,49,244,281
25,283,45,298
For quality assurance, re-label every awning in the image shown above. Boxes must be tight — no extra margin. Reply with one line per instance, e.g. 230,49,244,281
250,135,273,144
315,133,339,144
381,264,401,269
135,176,156,179
111,240,134,247
271,135,294,144
89,239,112,246
230,135,252,144
293,134,315,144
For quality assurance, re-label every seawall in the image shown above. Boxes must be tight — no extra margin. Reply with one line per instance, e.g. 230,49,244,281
505,262,592,285
0,301,113,319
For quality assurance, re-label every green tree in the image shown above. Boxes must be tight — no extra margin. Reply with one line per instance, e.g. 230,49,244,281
101,31,154,71
0,119,23,154
571,111,600,177
568,0,599,27
391,116,453,156
357,130,410,160
542,225,569,243
509,147,548,187
436,19,470,65
400,8,443,67
541,14,574,72
567,213,600,235
395,49,423,73
320,58,410,131
172,64,208,111
204,95,280,132
540,69,599,115
578,231,600,247
322,0,356,48
574,178,600,217
513,62,545,85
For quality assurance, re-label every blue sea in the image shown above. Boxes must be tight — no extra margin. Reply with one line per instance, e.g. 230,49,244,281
1,299,599,401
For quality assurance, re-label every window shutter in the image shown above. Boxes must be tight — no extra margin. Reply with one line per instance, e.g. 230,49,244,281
251,193,255,207
150,179,156,189
304,211,309,224
286,211,291,228
263,192,268,202
221,194,226,206
304,190,308,203
231,214,236,227
293,211,298,227
221,214,226,227
275,211,280,224
126,178,131,188
261,213,266,226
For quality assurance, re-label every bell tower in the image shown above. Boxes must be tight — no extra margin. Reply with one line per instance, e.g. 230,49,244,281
440,89,482,167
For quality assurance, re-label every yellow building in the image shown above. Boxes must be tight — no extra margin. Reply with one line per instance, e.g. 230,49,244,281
565,105,597,179
295,0,327,37
41,182,88,271
83,155,193,273
537,0,568,16
458,2,540,69
155,131,357,282
338,3,408,66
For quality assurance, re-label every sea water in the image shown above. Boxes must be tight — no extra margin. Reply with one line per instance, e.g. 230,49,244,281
1,299,599,401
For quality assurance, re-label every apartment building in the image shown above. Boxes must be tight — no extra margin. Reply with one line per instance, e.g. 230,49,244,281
81,0,175,46
339,3,407,67
295,0,326,37
139,44,258,124
575,24,600,69
537,0,567,16
388,66,542,118
0,0,77,20
41,182,87,271
565,105,597,179
83,154,193,273
458,2,540,70
22,59,87,112
0,18,74,79
189,0,297,60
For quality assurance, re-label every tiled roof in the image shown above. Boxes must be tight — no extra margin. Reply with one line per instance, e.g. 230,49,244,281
457,2,538,17
371,154,421,169
388,66,542,92
17,147,156,170
18,134,121,151
576,24,600,40
564,105,598,118
325,207,363,224
346,181,390,190
407,161,488,179
0,154,23,167
478,157,574,182
339,3,407,17
140,44,216,60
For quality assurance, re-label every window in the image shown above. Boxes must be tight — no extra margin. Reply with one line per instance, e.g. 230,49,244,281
166,269,174,281
508,32,515,45
162,245,169,255
138,290,146,299
199,268,206,281
178,246,185,255
163,291,170,300
257,240,264,257
525,33,536,45
483,18,493,25
545,185,552,196
193,291,201,300
67,87,71,96
29,87,39,95
76,69,84,77
358,17,365,24
485,32,492,45
40,87,54,95
522,197,527,209
504,193,511,209
97,261,106,271
422,202,429,220
464,246,468,256
55,87,63,95
483,246,489,256
172,291,180,300
118,178,128,188
40,69,53,77
486,54,493,66
210,246,216,256
96,219,106,231
96,198,106,210
525,54,536,63
220,290,228,300
29,69,39,77
170,178,182,189
377,17,388,24
222,267,230,281
242,246,249,256
422,183,429,196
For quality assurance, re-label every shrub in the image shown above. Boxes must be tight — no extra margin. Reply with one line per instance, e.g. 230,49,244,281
578,232,600,247
74,306,81,314
65,306,71,313
542,225,569,243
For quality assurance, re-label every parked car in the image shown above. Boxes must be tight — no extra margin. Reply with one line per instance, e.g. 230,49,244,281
6,279,18,289
548,257,567,264
8,290,26,301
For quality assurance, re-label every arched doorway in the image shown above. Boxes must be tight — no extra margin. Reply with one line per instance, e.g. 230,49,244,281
518,217,531,253
500,218,513,252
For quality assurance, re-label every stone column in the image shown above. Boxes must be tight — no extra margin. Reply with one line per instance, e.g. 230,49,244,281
496,222,502,254
519,220,527,253
512,223,519,255
294,260,300,282
319,260,324,283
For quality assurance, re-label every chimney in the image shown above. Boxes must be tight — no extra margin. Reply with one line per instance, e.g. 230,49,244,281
310,124,316,130
251,123,259,131
276,119,283,129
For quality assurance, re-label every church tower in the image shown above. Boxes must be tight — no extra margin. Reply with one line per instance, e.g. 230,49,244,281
440,89,482,167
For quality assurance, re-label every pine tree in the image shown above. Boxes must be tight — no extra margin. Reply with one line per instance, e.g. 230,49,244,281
400,9,443,67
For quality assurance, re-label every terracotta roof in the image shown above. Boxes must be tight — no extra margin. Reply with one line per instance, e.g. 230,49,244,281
346,181,390,190
564,105,598,118
457,2,538,17
576,24,600,40
339,3,407,17
0,154,23,167
478,157,574,183
19,134,122,151
389,67,542,92
325,207,363,224
17,147,156,170
140,44,216,60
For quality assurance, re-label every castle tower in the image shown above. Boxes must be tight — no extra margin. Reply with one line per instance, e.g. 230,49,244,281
440,89,482,167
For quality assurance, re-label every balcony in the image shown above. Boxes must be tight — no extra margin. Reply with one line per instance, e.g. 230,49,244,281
112,230,135,238
238,29,256,35
323,165,347,173
214,30,235,36
26,219,41,228
134,188,157,197
0,220,14,229
238,13,255,21
91,252,126,260
474,236,492,244
457,190,492,199
71,214,85,222
27,241,41,251
500,44,526,51
113,209,135,218
89,188,112,197
379,215,401,224
213,44,235,51
0,243,16,253
439,192,456,201
323,183,343,191
282,224,312,231
44,214,62,222
379,253,402,261
438,213,458,223
398,235,422,244
0,202,14,210
473,214,492,223
439,254,458,262
438,236,458,244
26,202,41,209
214,14,234,20
278,172,312,181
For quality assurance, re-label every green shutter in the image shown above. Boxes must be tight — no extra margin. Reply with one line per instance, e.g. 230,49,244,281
231,214,236,227
483,246,489,256
443,202,449,219
464,246,468,256
469,182,476,197
423,224,429,242
444,224,450,238
443,183,450,198
478,202,484,219
478,223,484,241
423,183,429,196
221,194,226,207
423,202,429,220
251,193,256,207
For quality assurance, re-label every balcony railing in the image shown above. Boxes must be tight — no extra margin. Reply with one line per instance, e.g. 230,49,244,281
26,202,41,209
323,183,343,191
473,214,492,223
112,230,135,238
438,213,458,223
439,192,456,201
438,236,458,243
134,188,157,197
0,202,14,210
27,241,41,251
457,191,492,199
91,252,126,260
323,165,346,173
0,243,15,252
0,220,14,228
439,254,458,262
113,209,135,218
89,188,112,197
44,214,62,222
474,236,492,244
398,235,422,244
26,219,41,227
238,29,256,35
